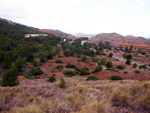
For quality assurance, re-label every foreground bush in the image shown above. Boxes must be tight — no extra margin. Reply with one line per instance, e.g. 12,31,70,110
138,93,150,109
110,76,123,80
1,66,19,86
59,78,66,88
111,89,129,106
48,76,56,83
64,70,76,77
86,76,99,81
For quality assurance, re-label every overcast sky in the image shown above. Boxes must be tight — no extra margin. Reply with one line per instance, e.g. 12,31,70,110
0,0,150,37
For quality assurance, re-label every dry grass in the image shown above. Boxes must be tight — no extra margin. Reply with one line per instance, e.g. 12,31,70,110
1,77,150,112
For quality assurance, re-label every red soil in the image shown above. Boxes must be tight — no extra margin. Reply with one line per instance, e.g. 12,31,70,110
40,54,150,80
92,70,150,80
40,55,97,77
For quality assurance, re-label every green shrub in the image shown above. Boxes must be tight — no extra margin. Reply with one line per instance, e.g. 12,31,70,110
49,76,56,83
106,68,120,73
124,71,128,74
126,59,131,65
101,53,107,56
116,65,124,70
99,58,106,65
49,64,52,66
93,65,103,73
59,78,66,88
55,59,63,63
110,76,123,80
24,67,43,79
91,57,100,62
133,63,137,68
134,70,140,74
29,67,43,75
81,56,90,63
50,67,55,73
65,63,79,71
58,55,63,58
55,65,64,71
86,76,99,81
40,56,46,63
64,70,76,77
108,53,113,57
26,53,34,62
79,68,90,76
139,65,147,69
1,66,19,86
35,75,40,79
28,96,34,102
106,61,113,68
47,52,53,59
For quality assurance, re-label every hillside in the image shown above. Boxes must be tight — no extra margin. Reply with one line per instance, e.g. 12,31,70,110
1,17,150,113
91,32,150,45
40,29,74,38
0,18,40,34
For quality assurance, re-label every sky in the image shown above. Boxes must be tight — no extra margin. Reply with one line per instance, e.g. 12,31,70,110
0,0,150,37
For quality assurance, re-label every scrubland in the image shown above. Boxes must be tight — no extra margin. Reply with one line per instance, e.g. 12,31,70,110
1,77,150,113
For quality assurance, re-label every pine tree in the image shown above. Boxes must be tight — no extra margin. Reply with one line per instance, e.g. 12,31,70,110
1,66,19,86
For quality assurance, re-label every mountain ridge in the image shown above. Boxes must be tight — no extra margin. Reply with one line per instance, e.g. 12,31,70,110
91,32,150,45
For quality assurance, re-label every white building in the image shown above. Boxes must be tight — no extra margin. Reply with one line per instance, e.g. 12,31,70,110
25,34,48,38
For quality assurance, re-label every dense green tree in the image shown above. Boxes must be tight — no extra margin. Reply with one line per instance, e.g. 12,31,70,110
106,61,113,68
99,58,106,65
49,76,56,83
79,68,90,76
47,52,53,59
63,49,71,57
93,65,103,73
15,57,26,71
133,63,137,68
1,66,19,86
26,53,34,62
126,59,131,65
108,53,113,58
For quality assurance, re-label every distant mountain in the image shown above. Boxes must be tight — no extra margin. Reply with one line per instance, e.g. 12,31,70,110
74,33,95,38
91,33,150,45
40,29,74,38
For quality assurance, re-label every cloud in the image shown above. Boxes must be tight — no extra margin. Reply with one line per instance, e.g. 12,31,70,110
136,0,147,6
0,0,150,37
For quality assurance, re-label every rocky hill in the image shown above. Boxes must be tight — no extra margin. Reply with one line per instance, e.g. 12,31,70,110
91,33,150,45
